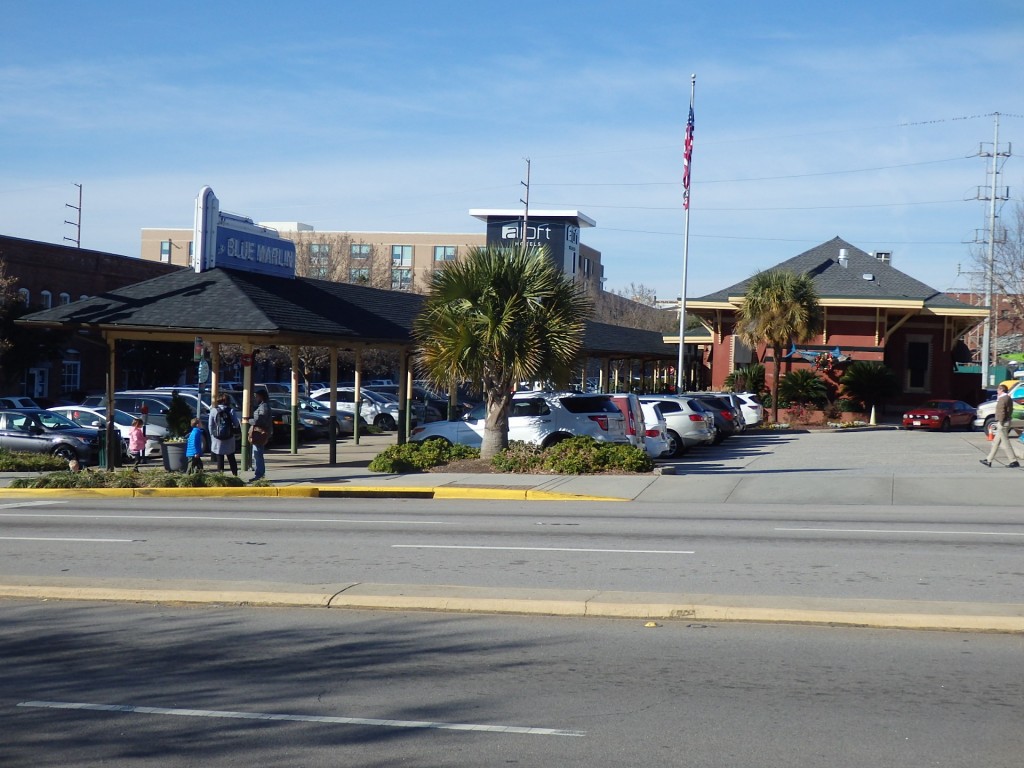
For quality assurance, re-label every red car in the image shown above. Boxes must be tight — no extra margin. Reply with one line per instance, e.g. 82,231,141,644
902,399,976,431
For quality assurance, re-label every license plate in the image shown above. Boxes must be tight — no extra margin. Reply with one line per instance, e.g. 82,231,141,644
912,420,922,426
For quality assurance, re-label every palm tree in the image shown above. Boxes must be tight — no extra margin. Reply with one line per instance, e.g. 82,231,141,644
413,244,592,460
840,361,900,418
735,269,823,423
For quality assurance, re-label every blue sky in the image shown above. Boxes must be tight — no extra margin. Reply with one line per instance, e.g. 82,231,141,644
2,1,1022,299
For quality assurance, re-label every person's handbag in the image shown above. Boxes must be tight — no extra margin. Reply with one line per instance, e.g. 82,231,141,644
248,424,269,447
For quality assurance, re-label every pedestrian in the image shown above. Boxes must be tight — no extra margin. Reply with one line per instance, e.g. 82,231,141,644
981,383,1020,468
208,394,239,475
127,417,146,468
185,417,205,474
249,390,273,481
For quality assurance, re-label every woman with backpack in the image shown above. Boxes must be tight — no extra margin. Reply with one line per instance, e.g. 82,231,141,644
208,394,239,475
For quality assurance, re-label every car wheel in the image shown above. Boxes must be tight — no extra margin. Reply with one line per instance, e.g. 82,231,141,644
374,414,396,431
52,444,78,462
541,432,571,449
941,418,951,432
666,430,683,457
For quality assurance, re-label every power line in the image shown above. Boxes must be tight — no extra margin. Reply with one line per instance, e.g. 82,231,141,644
536,199,964,213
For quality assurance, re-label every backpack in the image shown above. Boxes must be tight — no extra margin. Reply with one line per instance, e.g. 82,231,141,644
213,407,233,440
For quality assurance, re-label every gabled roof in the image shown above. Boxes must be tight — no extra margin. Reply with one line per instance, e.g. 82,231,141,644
19,267,424,345
691,237,982,315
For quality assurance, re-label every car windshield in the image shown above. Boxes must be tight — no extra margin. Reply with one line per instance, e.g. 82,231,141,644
37,411,80,430
922,401,951,410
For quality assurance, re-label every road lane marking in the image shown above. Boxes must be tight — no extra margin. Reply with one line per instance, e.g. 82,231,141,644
775,527,1024,537
0,513,451,526
0,501,66,509
393,545,694,554
0,536,135,543
18,700,584,737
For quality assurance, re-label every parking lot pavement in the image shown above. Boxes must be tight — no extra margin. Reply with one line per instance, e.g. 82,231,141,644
0,427,1020,506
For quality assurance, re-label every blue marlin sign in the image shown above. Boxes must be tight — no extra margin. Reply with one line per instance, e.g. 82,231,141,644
193,186,296,279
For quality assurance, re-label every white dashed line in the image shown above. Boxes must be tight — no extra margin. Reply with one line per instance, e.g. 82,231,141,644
393,544,694,554
18,700,584,737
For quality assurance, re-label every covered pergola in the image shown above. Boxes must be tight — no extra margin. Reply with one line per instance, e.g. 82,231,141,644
20,266,680,467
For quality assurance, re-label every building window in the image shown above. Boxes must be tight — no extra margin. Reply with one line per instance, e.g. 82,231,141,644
309,243,330,278
391,245,413,267
17,288,29,306
160,240,171,263
351,243,371,259
905,336,932,392
61,358,81,393
188,241,194,261
40,290,52,309
391,268,413,291
59,292,71,305
434,245,457,262
350,267,370,284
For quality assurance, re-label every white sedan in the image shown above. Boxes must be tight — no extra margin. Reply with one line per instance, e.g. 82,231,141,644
49,406,167,457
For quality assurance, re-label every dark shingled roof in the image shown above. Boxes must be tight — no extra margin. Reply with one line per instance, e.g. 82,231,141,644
19,267,424,344
20,266,677,359
694,237,975,310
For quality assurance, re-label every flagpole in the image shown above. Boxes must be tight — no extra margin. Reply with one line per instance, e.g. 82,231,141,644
676,74,696,393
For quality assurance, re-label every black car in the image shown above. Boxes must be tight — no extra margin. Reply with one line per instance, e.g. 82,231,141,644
684,394,739,443
0,409,101,463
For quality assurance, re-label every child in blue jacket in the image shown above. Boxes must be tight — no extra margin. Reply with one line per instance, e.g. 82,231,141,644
185,417,205,474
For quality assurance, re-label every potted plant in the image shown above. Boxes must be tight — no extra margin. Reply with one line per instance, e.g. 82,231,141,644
160,390,194,471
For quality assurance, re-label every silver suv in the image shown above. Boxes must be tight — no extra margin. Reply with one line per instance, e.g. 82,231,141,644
410,391,628,448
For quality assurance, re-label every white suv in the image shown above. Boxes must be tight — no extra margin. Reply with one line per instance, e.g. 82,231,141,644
410,391,628,448
310,387,402,430
973,382,1024,437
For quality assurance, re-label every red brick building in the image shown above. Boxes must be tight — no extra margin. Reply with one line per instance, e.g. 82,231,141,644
0,234,180,400
686,238,988,408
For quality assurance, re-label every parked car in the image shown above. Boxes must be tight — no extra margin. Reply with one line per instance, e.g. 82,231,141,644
0,408,100,463
902,399,977,431
365,384,447,422
268,395,356,439
81,390,208,430
49,405,168,457
309,387,402,430
610,393,647,451
707,391,747,432
638,395,716,456
410,391,628,449
0,396,41,409
973,382,1024,437
684,393,740,443
733,392,764,427
639,401,671,459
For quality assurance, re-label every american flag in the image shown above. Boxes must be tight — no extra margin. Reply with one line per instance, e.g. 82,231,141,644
683,104,694,210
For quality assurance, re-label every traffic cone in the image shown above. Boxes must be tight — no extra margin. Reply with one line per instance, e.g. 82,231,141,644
987,429,994,441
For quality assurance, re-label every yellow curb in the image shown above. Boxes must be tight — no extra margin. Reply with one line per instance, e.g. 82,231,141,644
0,585,333,607
0,487,319,498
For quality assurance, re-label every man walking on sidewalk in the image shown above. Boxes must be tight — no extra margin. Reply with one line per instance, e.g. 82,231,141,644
981,384,1020,468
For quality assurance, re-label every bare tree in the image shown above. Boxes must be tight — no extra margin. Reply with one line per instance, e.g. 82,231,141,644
971,200,1024,350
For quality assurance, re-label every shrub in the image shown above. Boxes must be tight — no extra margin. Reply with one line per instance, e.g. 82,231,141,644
778,369,827,408
490,441,544,473
0,449,67,473
539,436,653,475
8,468,246,489
369,440,480,473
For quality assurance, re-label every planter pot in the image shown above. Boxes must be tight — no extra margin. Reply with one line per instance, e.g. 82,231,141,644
839,412,869,423
161,441,187,472
776,408,827,426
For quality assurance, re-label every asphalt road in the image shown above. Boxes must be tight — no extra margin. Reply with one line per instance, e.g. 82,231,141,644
2,496,1022,604
3,601,1021,768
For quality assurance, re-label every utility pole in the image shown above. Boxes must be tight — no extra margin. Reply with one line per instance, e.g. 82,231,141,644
64,182,82,248
520,157,530,247
975,113,1011,387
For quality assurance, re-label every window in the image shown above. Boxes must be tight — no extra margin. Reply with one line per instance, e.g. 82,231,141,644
59,292,71,305
17,288,29,306
391,245,413,267
351,243,371,259
391,268,413,291
905,336,932,392
350,267,370,284
434,245,457,262
309,243,330,278
61,357,81,393
160,240,171,263
40,290,52,309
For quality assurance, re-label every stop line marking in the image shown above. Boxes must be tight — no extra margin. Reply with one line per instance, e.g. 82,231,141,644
18,700,584,737
393,544,694,554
